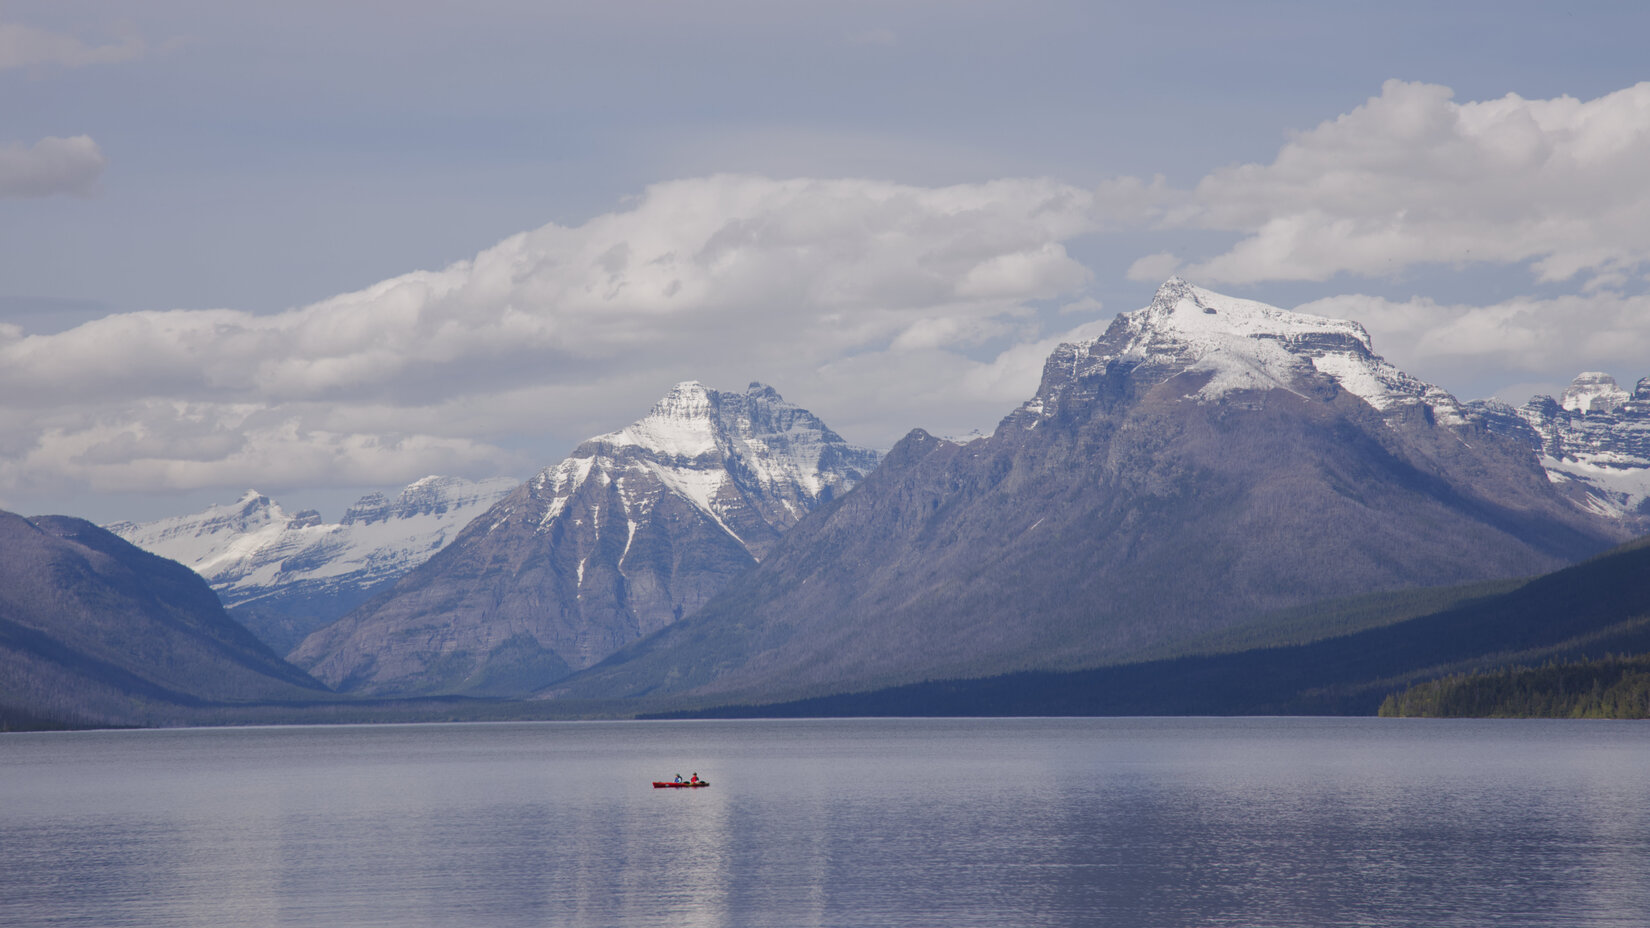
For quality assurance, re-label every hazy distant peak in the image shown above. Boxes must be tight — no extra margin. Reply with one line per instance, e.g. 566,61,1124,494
107,475,517,616
1561,372,1631,414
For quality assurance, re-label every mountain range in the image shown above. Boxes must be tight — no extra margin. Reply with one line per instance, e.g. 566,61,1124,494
42,277,1647,721
289,382,880,696
108,476,517,654
550,279,1626,705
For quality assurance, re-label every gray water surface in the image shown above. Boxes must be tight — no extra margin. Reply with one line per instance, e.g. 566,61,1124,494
4,717,1648,927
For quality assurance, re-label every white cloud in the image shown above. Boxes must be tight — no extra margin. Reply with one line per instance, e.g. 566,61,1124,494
0,20,145,70
0,136,106,198
0,175,1100,498
1094,174,1174,226
961,319,1111,402
1133,80,1650,288
1297,291,1650,399
1058,297,1103,317
1125,252,1181,283
799,313,1110,444
0,406,507,497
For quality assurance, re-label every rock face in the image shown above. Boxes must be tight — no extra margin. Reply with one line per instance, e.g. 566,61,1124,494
1472,374,1650,531
557,279,1623,706
291,382,880,696
107,477,518,654
0,511,327,729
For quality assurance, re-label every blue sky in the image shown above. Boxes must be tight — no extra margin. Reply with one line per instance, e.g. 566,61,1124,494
5,1,1650,521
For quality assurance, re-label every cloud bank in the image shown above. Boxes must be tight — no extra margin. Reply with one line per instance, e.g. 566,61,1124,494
12,78,1650,509
1135,80,1650,290
1297,291,1650,398
0,175,1099,499
0,135,105,198
0,19,146,71
1112,79,1650,401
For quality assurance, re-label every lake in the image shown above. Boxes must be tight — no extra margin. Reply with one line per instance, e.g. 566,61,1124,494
4,717,1648,927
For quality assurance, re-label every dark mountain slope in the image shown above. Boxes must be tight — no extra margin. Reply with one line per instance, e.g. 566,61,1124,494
652,535,1650,718
553,280,1620,705
0,512,328,729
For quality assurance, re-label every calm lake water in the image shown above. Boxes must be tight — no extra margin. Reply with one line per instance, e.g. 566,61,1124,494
4,717,1649,927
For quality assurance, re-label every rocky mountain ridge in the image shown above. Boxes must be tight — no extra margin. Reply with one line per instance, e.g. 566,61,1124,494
107,476,517,653
1471,372,1650,530
291,382,879,696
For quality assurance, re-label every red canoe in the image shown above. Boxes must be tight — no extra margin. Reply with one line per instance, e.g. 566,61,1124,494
652,781,710,788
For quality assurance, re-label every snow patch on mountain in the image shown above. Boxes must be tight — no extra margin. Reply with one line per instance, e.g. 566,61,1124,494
1541,456,1650,520
532,457,595,527
649,461,738,534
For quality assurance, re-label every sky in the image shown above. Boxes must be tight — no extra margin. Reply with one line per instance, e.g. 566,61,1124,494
5,1,1650,523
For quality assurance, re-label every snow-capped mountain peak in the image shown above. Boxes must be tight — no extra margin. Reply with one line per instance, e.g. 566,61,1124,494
1126,277,1376,360
1019,278,1468,427
597,380,721,459
292,381,880,696
341,474,517,525
107,490,289,576
1561,372,1633,414
108,475,518,652
526,381,879,545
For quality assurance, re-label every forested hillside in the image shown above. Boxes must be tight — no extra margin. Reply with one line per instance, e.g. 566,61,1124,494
1379,656,1650,718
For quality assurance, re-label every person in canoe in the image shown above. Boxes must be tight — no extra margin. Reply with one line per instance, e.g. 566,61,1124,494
674,774,684,783
690,772,699,784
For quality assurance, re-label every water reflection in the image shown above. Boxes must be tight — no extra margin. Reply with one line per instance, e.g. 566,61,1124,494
4,719,1649,927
